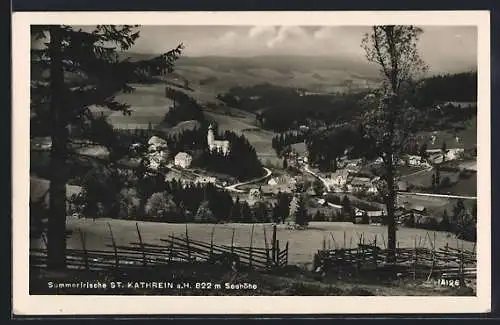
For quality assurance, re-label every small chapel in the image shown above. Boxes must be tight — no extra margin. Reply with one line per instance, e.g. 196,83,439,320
207,124,230,156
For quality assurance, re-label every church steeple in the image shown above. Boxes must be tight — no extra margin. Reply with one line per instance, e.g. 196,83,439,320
207,124,215,147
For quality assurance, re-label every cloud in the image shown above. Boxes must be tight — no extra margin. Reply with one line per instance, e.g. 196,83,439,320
266,26,310,48
217,31,239,45
248,26,276,39
313,27,333,40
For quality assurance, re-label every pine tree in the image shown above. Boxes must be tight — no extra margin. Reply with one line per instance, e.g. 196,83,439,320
31,25,182,269
195,200,215,223
288,195,308,227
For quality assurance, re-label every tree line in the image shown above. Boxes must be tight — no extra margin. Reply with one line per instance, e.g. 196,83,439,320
69,167,311,225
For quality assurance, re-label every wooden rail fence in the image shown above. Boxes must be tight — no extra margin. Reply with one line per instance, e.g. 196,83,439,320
314,231,477,282
31,223,289,272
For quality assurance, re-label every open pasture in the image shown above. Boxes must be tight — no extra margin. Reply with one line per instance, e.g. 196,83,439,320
90,84,173,129
32,219,475,269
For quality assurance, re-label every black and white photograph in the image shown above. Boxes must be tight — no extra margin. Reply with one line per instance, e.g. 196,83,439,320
13,11,490,315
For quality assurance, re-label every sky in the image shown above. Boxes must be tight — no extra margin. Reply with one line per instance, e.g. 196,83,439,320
128,25,477,71
32,25,477,73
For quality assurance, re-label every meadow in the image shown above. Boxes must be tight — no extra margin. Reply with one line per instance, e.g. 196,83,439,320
90,83,174,129
31,219,475,269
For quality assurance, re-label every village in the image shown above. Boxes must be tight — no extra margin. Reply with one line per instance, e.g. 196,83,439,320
125,118,477,231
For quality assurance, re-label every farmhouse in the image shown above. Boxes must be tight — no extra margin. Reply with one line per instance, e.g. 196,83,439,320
332,170,350,187
347,176,373,193
367,210,385,224
174,152,193,169
267,178,278,186
426,148,465,161
207,124,231,156
406,155,429,167
397,180,409,192
148,136,168,152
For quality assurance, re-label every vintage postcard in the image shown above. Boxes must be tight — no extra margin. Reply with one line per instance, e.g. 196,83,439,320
12,11,491,315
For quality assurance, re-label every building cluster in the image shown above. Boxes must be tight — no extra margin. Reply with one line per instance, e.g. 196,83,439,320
140,126,232,172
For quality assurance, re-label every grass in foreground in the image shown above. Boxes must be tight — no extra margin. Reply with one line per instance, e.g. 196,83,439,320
30,262,475,296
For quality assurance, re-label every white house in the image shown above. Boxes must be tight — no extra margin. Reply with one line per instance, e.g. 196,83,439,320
426,148,465,162
148,136,168,152
267,178,278,186
406,155,430,167
174,152,193,169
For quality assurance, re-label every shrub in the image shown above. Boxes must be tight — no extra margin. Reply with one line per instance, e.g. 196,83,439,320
145,192,177,221
118,188,141,220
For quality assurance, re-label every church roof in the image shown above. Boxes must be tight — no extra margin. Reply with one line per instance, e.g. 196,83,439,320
175,152,192,159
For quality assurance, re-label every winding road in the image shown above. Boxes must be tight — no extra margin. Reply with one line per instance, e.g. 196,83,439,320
303,164,331,192
302,163,476,201
223,167,272,193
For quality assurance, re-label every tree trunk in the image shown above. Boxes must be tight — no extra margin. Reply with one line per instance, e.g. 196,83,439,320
385,155,397,263
47,26,68,270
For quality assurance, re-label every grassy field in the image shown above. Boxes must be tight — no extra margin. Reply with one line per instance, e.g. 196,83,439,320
32,219,475,269
90,84,173,129
416,117,477,150
30,176,82,205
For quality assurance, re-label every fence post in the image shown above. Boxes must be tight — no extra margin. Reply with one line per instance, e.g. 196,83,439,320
284,241,289,266
459,243,465,286
263,225,270,268
107,222,119,270
276,240,280,266
78,228,89,270
231,227,235,254
185,224,191,261
136,222,147,266
249,224,255,268
413,236,417,280
210,225,215,256
272,224,277,265
330,232,337,249
169,232,174,263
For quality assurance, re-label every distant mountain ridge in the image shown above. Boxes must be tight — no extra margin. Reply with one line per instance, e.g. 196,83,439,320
121,52,475,93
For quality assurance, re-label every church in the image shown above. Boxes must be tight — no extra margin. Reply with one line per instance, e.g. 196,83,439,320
207,124,230,156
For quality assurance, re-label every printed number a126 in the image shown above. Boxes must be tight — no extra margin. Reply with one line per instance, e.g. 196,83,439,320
440,279,461,287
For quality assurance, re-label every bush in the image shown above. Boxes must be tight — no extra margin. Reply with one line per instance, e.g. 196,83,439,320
145,192,177,221
118,188,141,220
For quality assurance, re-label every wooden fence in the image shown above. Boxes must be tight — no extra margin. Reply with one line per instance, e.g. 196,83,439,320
314,231,477,283
30,223,289,272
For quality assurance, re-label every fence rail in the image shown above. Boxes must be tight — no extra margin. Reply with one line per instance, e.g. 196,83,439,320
314,231,477,282
30,223,289,272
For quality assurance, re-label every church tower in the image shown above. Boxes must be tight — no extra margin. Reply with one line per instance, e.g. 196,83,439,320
207,124,215,148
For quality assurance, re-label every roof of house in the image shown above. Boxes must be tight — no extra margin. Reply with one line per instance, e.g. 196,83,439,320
367,211,385,217
175,152,192,159
148,136,168,146
350,177,372,186
411,205,426,212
